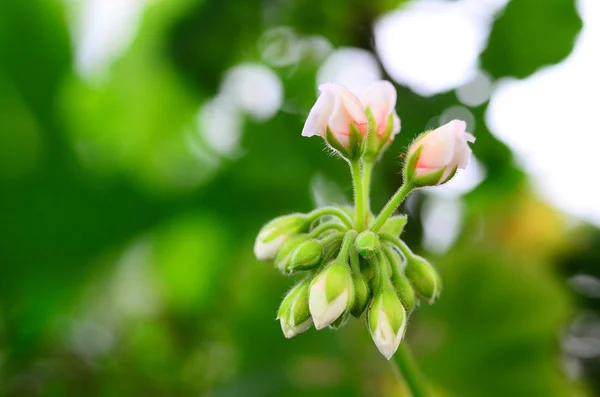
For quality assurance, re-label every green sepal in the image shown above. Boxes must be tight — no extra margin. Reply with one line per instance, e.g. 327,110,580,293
277,279,310,323
412,167,446,188
323,261,353,302
384,245,415,312
403,144,422,182
364,108,396,161
381,288,405,334
260,213,309,243
275,235,308,272
289,239,323,271
351,273,371,317
379,215,408,237
378,112,396,147
363,107,379,161
348,123,364,161
405,255,441,303
391,270,416,313
368,293,380,335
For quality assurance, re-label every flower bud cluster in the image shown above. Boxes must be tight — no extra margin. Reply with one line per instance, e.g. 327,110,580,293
255,80,474,360
255,208,442,359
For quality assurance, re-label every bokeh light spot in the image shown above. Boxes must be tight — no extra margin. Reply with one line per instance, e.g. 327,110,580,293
456,70,493,107
317,48,382,96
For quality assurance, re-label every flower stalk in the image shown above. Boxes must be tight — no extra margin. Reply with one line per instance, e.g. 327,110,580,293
255,79,475,395
394,344,431,397
371,183,414,233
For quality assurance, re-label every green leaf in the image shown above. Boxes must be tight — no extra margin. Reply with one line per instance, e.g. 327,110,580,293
481,0,582,79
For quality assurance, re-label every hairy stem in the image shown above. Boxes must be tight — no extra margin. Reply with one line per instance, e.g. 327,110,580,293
362,160,374,224
309,222,347,238
308,207,353,229
371,183,414,233
350,161,365,231
337,230,358,261
380,233,415,261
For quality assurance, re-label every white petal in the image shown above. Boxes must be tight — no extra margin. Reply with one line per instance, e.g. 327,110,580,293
281,317,312,338
328,92,353,145
373,310,397,359
309,277,348,330
446,119,467,136
302,87,335,138
254,234,286,261
454,137,473,169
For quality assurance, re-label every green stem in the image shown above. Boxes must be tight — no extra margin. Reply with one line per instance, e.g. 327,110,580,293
382,244,403,276
362,160,374,220
393,344,430,397
308,207,353,229
370,183,414,233
322,239,343,264
349,246,361,274
350,161,365,231
319,232,345,247
309,222,347,238
380,233,414,262
376,250,389,281
337,230,358,261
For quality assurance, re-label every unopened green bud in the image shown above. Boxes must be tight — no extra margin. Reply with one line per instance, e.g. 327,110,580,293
368,288,407,360
289,239,323,271
405,255,441,304
275,235,308,273
255,213,309,261
354,231,380,257
278,279,312,338
391,271,416,313
309,261,354,330
379,215,407,237
351,273,370,317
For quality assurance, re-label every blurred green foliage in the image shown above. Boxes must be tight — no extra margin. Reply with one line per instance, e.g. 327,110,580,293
0,0,595,396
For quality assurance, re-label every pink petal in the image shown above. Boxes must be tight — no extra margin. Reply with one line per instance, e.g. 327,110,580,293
361,81,397,133
416,128,455,168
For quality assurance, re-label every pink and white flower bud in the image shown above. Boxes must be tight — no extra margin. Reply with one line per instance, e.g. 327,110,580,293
302,84,368,159
405,119,475,186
